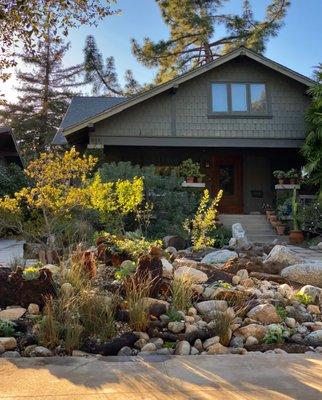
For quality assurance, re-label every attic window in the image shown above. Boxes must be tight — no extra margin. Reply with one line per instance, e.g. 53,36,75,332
211,82,268,116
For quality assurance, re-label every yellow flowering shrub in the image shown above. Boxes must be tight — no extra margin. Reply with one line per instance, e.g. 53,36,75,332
0,148,144,248
184,189,223,250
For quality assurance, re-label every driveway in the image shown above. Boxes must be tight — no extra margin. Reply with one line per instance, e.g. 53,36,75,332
0,239,24,266
0,354,322,399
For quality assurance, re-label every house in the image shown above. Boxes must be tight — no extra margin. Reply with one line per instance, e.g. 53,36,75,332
0,126,23,167
53,47,313,214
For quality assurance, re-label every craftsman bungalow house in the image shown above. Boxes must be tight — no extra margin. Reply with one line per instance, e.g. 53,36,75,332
54,47,313,214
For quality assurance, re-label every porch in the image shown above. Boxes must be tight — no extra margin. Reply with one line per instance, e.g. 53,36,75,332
103,146,303,214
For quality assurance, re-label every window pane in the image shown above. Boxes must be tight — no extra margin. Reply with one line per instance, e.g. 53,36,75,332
250,84,267,112
212,83,228,112
231,84,247,112
219,165,234,195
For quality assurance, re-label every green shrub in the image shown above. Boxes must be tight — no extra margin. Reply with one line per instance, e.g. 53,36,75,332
22,265,41,281
98,162,200,239
115,260,136,280
294,292,313,305
0,320,15,336
166,308,184,322
276,306,287,320
264,324,287,344
298,200,322,235
0,163,29,197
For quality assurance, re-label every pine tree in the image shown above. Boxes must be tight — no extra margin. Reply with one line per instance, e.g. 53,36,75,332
0,34,84,161
84,35,142,96
131,0,290,84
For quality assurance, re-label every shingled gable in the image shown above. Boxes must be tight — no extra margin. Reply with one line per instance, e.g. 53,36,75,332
60,47,314,138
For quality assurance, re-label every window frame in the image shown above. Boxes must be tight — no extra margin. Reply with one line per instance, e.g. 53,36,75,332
208,81,271,118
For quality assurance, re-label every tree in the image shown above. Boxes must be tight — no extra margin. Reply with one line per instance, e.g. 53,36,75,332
301,64,322,201
0,148,144,257
0,35,84,160
83,35,142,96
0,0,117,81
132,0,290,84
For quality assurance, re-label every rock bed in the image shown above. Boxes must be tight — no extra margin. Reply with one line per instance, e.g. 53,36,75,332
0,243,322,358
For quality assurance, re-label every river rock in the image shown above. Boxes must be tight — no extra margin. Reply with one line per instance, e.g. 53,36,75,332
1,351,21,358
161,258,173,278
27,303,40,315
195,300,228,314
0,307,26,321
141,343,157,352
207,343,229,354
0,337,17,350
168,321,185,333
203,336,220,350
305,330,322,346
175,340,191,355
281,263,322,287
235,324,268,341
247,304,281,324
174,266,208,283
201,250,238,265
264,245,303,266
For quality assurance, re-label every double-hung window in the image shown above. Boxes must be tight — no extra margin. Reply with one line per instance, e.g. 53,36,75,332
211,82,268,116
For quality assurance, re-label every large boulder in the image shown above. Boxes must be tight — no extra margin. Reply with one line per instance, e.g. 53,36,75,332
263,245,303,266
201,250,238,265
247,304,281,325
0,307,26,321
161,258,173,278
174,266,208,283
232,223,250,248
281,263,322,287
305,330,322,347
163,236,186,250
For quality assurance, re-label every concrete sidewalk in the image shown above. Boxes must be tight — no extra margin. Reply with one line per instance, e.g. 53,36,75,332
0,354,322,399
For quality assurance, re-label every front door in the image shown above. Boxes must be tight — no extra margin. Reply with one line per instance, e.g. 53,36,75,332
212,155,243,214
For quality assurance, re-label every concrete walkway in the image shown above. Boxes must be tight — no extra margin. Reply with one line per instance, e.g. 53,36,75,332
0,239,24,266
0,354,322,399
287,245,322,263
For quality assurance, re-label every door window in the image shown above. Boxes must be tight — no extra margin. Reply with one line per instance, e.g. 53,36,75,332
219,165,234,195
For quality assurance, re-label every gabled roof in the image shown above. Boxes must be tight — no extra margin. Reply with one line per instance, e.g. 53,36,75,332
61,47,314,137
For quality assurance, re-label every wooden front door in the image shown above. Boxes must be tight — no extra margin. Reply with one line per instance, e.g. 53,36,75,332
212,155,243,214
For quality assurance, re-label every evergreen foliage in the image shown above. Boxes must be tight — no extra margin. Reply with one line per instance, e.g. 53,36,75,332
302,64,322,200
132,0,290,83
83,35,142,96
0,35,84,161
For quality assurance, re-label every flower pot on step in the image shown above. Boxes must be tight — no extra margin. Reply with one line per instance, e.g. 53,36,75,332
289,230,304,244
276,225,286,235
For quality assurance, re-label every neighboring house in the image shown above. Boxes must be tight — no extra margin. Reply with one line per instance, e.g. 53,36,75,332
0,126,23,167
53,47,313,214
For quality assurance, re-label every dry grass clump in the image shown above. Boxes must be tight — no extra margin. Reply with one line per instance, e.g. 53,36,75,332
171,275,194,312
124,276,152,332
211,310,233,346
38,296,61,349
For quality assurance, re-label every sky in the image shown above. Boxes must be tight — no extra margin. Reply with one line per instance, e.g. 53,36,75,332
3,0,322,101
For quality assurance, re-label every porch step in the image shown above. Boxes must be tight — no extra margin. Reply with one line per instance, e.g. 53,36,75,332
219,214,282,244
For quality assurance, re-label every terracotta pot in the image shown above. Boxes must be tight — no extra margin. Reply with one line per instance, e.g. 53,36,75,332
289,230,304,244
266,211,275,219
276,225,286,235
271,221,278,228
269,215,278,223
186,177,194,183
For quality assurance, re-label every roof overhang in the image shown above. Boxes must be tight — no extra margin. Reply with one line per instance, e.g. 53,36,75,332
90,136,304,148
62,47,314,137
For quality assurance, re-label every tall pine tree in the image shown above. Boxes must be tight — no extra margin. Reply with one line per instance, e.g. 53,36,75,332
132,0,290,83
1,33,83,160
83,35,142,96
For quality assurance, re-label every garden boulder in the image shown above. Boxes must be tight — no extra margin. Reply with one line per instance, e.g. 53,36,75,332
247,304,281,324
281,263,322,287
174,266,208,283
201,250,238,265
263,245,303,266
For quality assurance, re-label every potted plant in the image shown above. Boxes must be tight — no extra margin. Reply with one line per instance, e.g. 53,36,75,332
289,188,304,244
273,170,286,184
276,222,286,235
179,159,202,183
263,203,275,219
286,168,300,185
